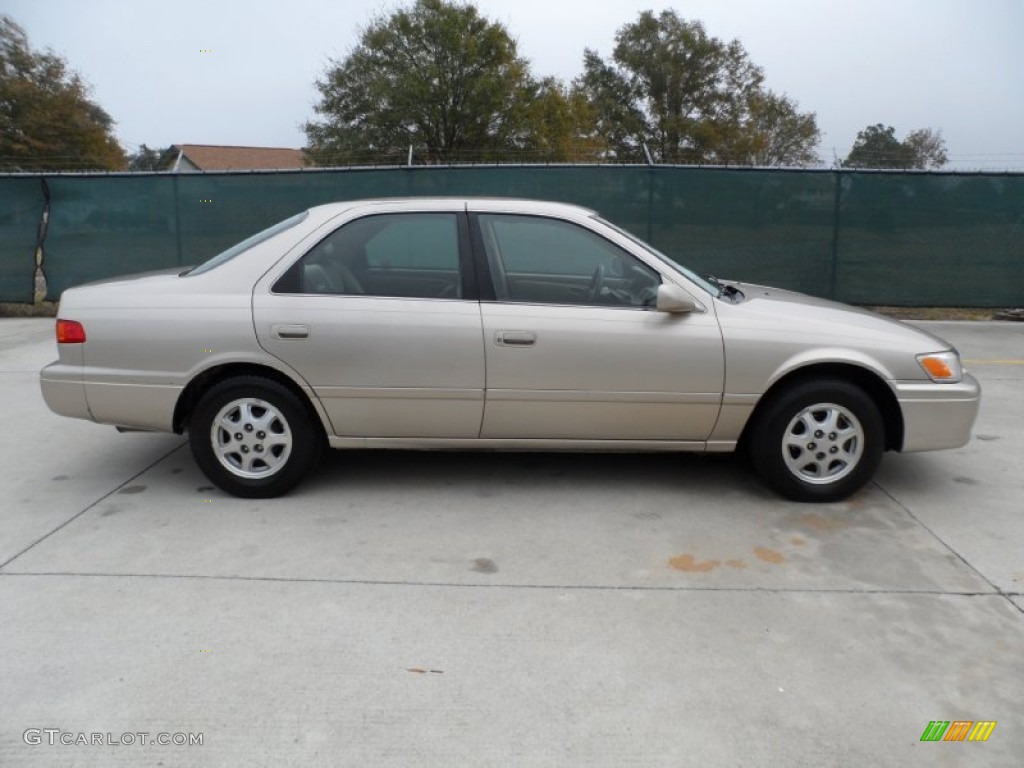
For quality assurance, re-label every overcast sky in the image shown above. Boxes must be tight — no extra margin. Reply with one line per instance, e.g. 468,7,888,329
6,0,1023,168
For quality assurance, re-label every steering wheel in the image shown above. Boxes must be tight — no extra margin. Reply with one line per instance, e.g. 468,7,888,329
587,264,606,302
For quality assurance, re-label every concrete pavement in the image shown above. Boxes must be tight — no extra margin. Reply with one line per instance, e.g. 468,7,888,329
1,318,1021,767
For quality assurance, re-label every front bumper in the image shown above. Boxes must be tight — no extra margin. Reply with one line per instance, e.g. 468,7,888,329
892,373,981,452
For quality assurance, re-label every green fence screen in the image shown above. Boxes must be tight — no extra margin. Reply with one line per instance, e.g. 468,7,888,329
0,166,1021,306
0,178,45,302
836,172,1024,305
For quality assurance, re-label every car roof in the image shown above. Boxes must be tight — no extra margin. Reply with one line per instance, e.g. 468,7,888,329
305,197,597,219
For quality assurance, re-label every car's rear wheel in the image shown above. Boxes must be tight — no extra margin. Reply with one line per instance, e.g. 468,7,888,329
748,378,884,502
189,376,322,498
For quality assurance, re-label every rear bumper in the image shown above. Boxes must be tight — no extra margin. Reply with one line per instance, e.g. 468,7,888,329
40,361,92,421
892,373,981,452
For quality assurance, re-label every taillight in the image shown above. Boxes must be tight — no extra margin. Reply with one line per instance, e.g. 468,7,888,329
56,319,87,344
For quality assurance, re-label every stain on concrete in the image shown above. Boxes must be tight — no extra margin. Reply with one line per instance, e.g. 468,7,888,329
725,559,748,569
197,486,215,492
171,468,184,475
793,513,849,532
471,557,498,574
954,476,979,485
100,506,124,517
52,475,68,481
668,554,720,572
754,547,787,564
975,434,1000,441
118,485,146,495
790,536,807,546
633,511,662,520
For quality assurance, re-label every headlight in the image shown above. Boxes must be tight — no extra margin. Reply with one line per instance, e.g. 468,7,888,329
916,350,963,383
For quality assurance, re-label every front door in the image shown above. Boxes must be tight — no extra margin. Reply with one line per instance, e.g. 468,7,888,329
473,213,724,441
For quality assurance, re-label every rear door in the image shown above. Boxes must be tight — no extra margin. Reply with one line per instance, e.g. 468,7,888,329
253,204,485,438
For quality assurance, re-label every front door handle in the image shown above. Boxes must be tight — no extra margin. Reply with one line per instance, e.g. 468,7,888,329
495,331,536,347
272,324,310,339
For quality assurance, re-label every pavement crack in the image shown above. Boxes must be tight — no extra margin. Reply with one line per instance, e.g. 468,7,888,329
0,571,1015,599
0,442,187,571
872,479,1020,614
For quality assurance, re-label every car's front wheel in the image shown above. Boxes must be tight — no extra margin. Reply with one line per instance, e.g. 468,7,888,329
748,378,884,502
189,376,322,498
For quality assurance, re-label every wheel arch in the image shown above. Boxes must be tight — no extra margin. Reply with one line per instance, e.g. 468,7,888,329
739,363,904,453
173,362,329,440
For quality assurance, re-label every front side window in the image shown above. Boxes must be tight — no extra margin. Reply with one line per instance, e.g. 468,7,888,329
275,213,462,299
477,214,660,308
594,216,719,297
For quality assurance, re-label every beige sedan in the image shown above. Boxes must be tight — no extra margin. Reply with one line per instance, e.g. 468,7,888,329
40,198,980,501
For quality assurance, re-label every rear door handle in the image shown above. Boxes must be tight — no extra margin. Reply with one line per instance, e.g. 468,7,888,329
272,324,310,339
495,331,536,347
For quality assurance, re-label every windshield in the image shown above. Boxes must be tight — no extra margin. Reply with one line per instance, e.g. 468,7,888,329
185,211,309,276
594,216,720,297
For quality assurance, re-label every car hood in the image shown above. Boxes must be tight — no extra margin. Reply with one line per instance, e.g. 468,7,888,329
723,282,956,352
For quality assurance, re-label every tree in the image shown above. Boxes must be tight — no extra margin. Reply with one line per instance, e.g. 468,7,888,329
0,15,125,171
304,0,534,165
843,124,910,168
735,91,821,167
575,49,648,161
576,10,820,166
844,124,948,169
126,143,169,171
903,128,948,169
521,77,607,162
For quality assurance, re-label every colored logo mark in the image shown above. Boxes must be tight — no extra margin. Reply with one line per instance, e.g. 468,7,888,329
920,720,996,742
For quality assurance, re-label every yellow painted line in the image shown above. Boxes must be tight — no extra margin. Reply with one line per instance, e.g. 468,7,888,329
963,359,1024,365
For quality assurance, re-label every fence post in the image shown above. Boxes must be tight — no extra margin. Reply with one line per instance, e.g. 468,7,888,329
172,173,184,266
36,177,50,302
830,169,842,300
646,166,655,243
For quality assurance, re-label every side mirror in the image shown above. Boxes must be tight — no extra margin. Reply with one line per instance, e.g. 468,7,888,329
656,283,697,314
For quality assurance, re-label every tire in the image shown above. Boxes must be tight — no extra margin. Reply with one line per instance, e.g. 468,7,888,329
747,378,884,503
189,375,323,498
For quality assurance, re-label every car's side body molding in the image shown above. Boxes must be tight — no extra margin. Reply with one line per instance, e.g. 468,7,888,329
327,436,709,452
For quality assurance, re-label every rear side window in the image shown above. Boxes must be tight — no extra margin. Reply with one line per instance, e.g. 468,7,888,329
274,213,462,299
364,216,458,270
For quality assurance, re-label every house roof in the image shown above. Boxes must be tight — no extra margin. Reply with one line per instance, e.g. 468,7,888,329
169,144,307,171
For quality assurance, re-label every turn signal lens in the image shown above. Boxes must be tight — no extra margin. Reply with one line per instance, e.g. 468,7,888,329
916,351,962,383
56,319,86,344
